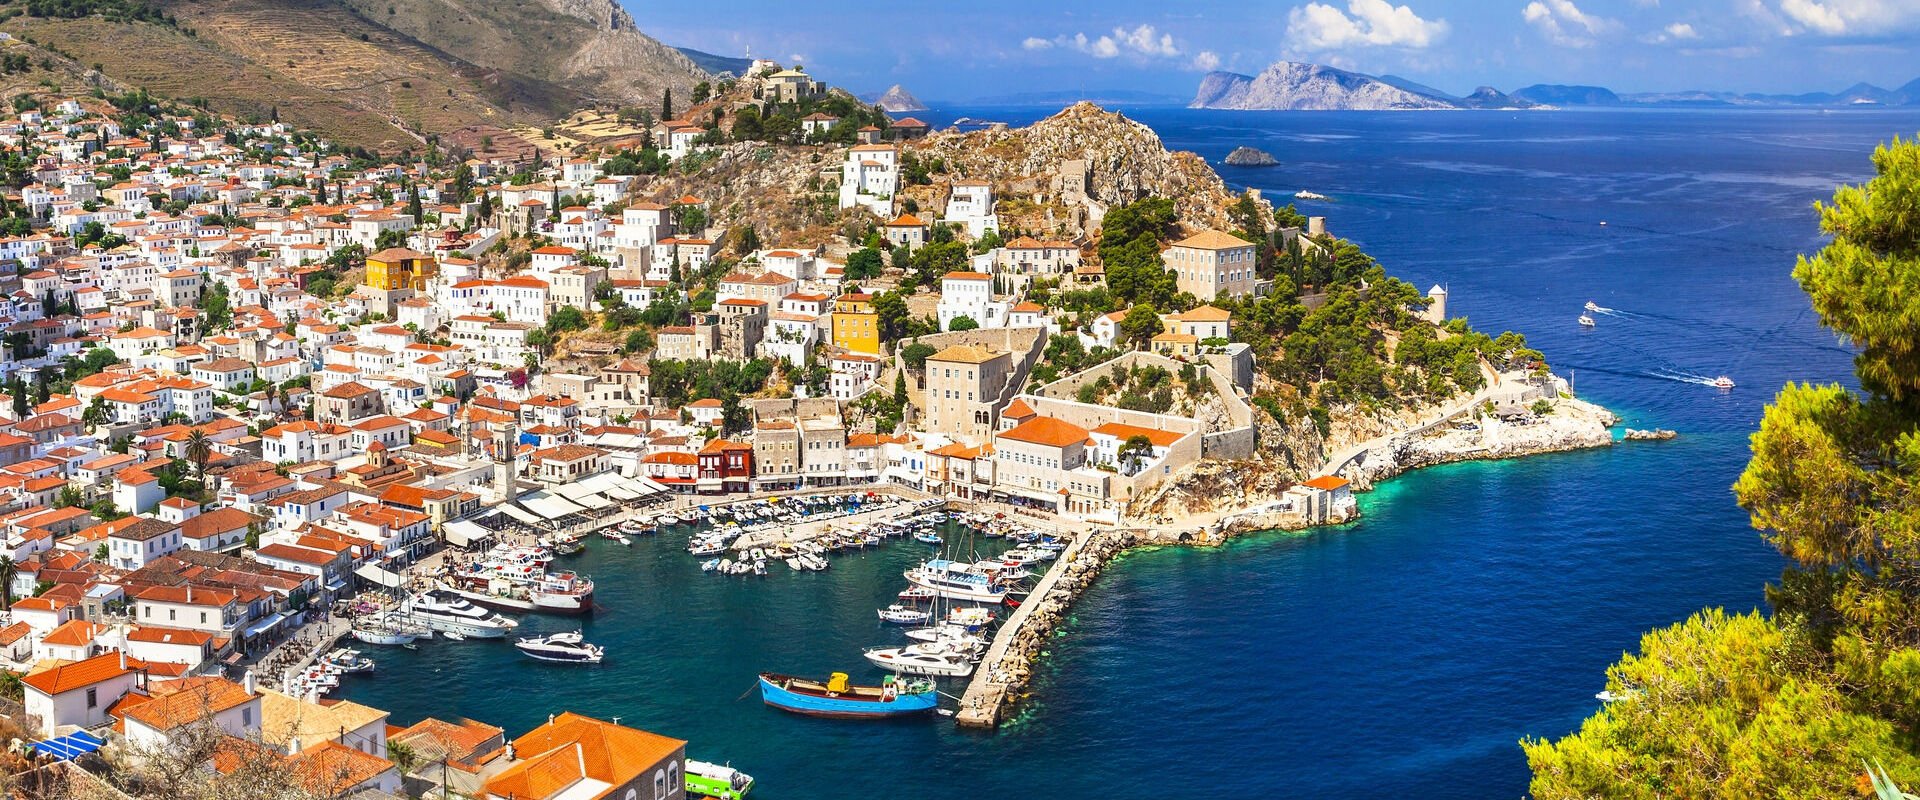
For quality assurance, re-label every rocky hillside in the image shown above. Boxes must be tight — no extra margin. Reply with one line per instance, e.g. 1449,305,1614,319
342,0,707,106
1193,62,1457,110
906,102,1259,239
3,0,707,150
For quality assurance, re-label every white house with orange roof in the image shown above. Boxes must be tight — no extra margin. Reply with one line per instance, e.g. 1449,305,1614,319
22,650,150,736
936,271,1007,331
839,144,898,216
1166,229,1260,300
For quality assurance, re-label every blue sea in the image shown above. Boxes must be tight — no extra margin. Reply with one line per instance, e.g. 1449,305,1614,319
340,107,1920,798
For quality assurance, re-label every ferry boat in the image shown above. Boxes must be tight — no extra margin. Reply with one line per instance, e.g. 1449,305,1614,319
399,590,521,638
514,631,604,664
686,760,754,800
905,559,1009,604
757,672,939,719
862,642,976,677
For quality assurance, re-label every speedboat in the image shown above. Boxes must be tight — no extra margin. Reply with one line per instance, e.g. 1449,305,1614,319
898,586,938,602
913,532,942,545
863,643,976,677
1712,375,1735,389
757,672,938,718
1295,189,1330,200
701,558,721,572
320,648,375,673
400,590,521,638
1584,301,1601,312
877,605,932,625
1578,314,1595,328
514,630,604,663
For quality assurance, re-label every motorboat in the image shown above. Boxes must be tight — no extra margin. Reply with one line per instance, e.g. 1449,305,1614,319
904,625,988,651
1295,189,1330,200
514,631,604,663
877,605,931,625
905,559,1009,604
1584,301,1601,312
686,759,754,800
898,586,938,602
443,631,466,641
913,532,943,545
863,643,976,677
701,558,722,572
785,557,804,572
399,590,521,638
319,648,375,673
1712,375,1735,389
350,622,416,647
946,607,995,630
1578,314,1595,328
543,533,585,556
757,672,938,718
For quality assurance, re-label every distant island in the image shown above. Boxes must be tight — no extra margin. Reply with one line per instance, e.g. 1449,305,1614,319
1193,60,1920,110
862,84,929,112
1222,146,1279,167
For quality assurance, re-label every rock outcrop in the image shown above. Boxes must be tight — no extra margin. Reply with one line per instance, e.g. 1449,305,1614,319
1191,62,1457,111
1222,146,1279,167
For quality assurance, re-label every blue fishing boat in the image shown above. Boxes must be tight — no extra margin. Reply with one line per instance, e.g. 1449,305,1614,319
757,672,938,719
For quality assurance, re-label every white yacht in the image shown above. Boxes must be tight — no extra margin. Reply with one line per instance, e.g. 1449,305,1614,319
514,631,604,664
400,590,521,638
904,559,1009,604
863,642,976,677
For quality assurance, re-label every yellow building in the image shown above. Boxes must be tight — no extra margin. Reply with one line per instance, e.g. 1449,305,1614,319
364,247,436,291
832,292,881,356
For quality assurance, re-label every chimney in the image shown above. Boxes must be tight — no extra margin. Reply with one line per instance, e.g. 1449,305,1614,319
118,646,126,670
242,669,256,695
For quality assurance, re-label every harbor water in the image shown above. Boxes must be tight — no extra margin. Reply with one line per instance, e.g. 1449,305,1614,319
339,107,1920,797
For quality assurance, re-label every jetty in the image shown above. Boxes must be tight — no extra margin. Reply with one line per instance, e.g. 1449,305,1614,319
956,527,1111,728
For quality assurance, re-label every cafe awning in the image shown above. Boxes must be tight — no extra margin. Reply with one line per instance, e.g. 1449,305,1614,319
354,563,406,588
443,519,495,547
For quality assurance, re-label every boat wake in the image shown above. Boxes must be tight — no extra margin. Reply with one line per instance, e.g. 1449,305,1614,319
1650,368,1731,388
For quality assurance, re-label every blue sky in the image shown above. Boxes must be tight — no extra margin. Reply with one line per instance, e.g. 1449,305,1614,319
633,0,1920,100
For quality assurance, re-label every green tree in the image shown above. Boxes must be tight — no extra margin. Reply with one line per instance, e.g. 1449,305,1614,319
1119,304,1164,348
845,247,884,281
202,281,232,331
0,556,13,611
1526,136,1920,798
948,315,980,332
184,428,212,480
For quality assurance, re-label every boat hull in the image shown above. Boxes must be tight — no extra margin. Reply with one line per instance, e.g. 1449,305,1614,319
756,674,937,718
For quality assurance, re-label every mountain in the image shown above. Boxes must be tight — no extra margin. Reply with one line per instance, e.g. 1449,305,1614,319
1456,86,1534,109
1377,74,1458,101
4,0,709,150
863,85,928,112
967,89,1187,106
676,47,753,78
1191,62,1457,110
1511,84,1622,106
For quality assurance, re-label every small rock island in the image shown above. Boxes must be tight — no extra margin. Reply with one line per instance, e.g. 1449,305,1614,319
1223,146,1279,166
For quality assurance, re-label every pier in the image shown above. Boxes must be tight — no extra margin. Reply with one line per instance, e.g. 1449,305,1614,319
956,527,1102,729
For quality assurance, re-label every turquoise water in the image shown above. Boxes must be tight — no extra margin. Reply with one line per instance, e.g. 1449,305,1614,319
340,108,1920,797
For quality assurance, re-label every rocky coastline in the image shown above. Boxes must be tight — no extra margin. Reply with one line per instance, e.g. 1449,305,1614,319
960,394,1619,727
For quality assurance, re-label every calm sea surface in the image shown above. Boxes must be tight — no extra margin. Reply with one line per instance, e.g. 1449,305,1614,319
340,107,1920,798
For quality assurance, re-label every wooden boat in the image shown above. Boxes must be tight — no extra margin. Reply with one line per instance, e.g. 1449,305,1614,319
757,672,938,719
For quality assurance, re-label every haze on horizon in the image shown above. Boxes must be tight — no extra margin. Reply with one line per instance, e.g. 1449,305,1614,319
638,0,1920,101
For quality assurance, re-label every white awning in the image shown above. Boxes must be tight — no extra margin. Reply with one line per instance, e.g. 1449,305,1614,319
353,563,406,588
552,482,615,509
628,476,671,496
243,611,289,638
573,472,627,495
498,504,546,527
442,520,494,547
518,494,588,519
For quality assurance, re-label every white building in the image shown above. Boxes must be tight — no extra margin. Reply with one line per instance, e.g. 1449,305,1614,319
839,144,898,217
936,271,1008,331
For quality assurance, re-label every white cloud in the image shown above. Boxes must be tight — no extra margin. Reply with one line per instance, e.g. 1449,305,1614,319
1774,0,1920,35
1522,0,1620,47
1030,24,1187,61
1640,20,1701,43
1192,50,1223,71
1286,0,1451,50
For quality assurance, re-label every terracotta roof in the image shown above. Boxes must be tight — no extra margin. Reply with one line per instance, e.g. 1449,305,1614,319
290,740,394,794
928,344,1003,365
1302,475,1351,491
21,651,137,695
483,712,684,800
1176,304,1233,322
998,416,1092,449
122,677,255,732
1170,229,1256,251
1090,422,1185,447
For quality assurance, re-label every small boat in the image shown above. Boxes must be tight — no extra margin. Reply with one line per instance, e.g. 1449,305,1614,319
686,760,754,800
351,624,415,647
701,558,722,572
785,557,804,572
904,625,988,650
898,586,938,602
877,605,931,625
514,631,605,663
1712,375,1735,389
757,672,939,719
946,607,995,629
1578,314,1595,328
320,648,375,673
863,643,976,677
913,532,943,545
1583,301,1601,312
442,631,467,641
1294,190,1330,201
